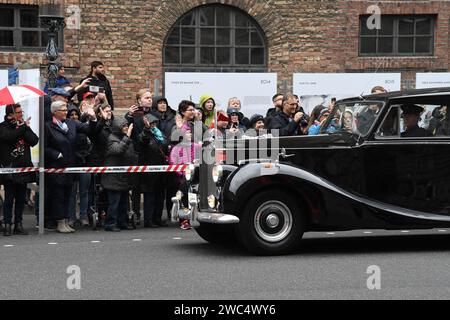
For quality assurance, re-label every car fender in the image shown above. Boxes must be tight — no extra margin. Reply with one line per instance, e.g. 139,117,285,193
223,162,450,228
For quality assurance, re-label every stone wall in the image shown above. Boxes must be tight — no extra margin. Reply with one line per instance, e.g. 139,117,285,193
0,0,449,110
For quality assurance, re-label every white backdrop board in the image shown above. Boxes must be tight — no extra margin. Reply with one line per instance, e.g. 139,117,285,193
0,69,40,165
293,73,402,115
165,72,277,117
416,73,450,89
0,69,7,89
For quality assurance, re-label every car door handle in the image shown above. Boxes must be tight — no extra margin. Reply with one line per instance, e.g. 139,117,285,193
280,148,295,159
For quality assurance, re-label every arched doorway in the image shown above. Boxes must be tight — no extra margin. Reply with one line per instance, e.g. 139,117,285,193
163,4,267,73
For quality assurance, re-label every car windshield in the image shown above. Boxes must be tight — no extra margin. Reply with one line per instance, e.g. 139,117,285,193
325,101,385,136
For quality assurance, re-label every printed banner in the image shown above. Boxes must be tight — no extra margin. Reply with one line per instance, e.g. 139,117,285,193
293,73,401,115
416,73,450,89
165,72,277,118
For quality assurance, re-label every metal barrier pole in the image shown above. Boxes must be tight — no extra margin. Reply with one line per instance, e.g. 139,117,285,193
38,96,45,235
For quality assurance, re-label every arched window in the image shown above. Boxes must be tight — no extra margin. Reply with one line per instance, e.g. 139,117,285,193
164,4,267,72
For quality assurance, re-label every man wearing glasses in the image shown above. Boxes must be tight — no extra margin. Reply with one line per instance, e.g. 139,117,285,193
44,101,97,233
268,94,304,136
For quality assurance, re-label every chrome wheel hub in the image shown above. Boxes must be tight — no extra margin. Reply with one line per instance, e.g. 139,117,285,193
254,201,292,243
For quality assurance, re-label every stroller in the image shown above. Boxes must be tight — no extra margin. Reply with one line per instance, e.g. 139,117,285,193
88,174,108,230
88,174,138,230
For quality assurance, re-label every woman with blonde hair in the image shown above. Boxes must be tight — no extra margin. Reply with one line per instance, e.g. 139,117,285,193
124,89,154,225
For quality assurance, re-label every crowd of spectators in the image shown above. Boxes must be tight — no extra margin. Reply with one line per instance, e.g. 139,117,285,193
1,61,448,235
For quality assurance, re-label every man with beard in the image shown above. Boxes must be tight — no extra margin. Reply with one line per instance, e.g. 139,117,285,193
77,61,114,109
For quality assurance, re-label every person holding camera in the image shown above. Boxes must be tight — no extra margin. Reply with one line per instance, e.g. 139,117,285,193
77,61,114,110
226,108,246,139
125,89,153,143
138,114,169,228
124,89,153,223
268,94,305,137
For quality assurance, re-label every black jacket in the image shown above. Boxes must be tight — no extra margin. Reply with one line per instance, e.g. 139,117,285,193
268,112,299,136
78,74,114,109
265,107,281,129
0,119,39,184
401,124,431,138
150,96,177,143
87,116,113,167
68,106,92,167
124,108,153,152
137,126,168,192
45,118,96,186
101,118,138,191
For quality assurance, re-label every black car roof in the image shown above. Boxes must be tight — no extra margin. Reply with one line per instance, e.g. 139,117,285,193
339,87,450,103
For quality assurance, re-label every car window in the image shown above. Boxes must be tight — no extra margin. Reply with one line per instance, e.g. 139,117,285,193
376,103,450,138
377,106,400,137
330,101,384,136
425,104,449,137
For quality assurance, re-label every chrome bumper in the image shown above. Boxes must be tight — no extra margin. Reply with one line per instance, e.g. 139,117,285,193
171,196,239,226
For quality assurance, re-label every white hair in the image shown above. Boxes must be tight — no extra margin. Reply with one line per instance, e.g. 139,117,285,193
51,100,67,114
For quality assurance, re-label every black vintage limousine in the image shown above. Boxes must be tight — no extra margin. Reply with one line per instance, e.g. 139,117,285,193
171,87,450,255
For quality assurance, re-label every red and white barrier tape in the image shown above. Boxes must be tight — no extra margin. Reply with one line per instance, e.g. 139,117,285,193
0,165,188,175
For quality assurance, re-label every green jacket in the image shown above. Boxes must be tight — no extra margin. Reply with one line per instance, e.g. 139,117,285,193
199,94,215,127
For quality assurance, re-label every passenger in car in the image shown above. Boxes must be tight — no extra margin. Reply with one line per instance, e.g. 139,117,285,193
400,104,430,138
435,106,449,136
428,105,448,136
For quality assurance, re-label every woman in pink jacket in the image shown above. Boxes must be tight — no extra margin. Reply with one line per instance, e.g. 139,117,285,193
169,124,201,230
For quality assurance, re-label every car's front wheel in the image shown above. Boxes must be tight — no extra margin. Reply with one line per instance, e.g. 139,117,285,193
237,190,304,255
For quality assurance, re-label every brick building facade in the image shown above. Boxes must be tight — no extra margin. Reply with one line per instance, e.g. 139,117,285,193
0,0,449,110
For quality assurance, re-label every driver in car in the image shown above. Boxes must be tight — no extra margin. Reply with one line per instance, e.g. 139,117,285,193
401,104,430,138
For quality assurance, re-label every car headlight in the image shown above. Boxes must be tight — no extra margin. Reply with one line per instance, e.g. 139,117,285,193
212,165,223,183
207,195,216,209
185,164,195,182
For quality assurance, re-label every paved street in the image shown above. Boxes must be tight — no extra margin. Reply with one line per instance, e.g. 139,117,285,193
1,213,450,300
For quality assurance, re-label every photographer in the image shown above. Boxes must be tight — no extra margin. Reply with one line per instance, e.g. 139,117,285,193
77,61,114,110
124,89,153,224
138,114,169,228
226,108,246,138
268,94,305,136
125,89,153,145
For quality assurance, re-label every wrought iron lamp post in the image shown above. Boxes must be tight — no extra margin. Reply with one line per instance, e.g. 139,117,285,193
39,3,65,89
37,3,65,234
